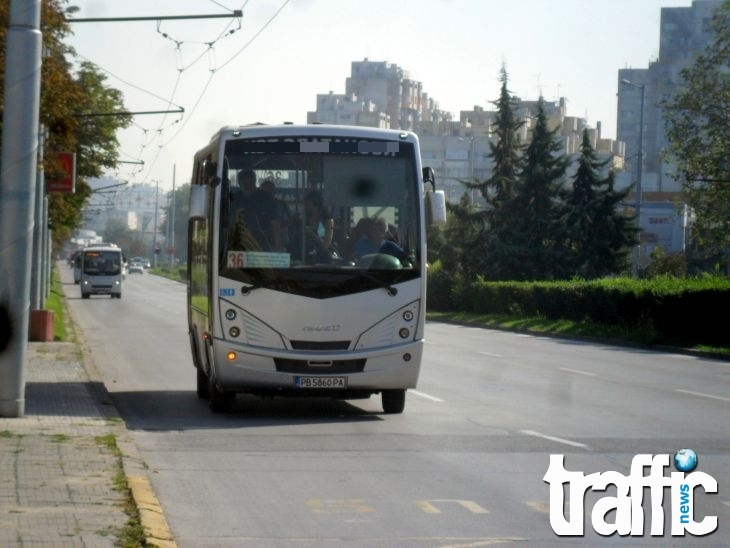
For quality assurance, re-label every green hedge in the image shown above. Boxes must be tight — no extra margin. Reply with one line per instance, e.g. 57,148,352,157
426,270,730,347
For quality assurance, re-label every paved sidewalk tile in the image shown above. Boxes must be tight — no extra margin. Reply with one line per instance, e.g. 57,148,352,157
0,342,130,547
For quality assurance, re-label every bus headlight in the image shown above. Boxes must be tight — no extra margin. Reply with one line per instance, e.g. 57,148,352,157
225,309,236,320
355,300,420,349
229,326,240,338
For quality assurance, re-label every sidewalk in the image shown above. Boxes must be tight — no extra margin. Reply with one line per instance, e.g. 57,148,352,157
0,341,175,547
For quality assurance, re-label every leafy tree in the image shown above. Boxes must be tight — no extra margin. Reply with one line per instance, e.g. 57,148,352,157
126,239,150,258
662,0,730,257
429,194,478,276
562,130,635,278
0,0,131,252
102,218,135,251
493,95,568,280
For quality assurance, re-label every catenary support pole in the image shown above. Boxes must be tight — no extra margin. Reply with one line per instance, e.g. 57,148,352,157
30,127,45,309
0,0,42,417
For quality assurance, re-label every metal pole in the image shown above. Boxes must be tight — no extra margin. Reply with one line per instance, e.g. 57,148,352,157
170,165,176,267
631,84,645,278
469,137,475,204
622,78,645,278
0,0,42,417
43,196,50,304
30,126,45,309
66,11,242,23
152,181,159,268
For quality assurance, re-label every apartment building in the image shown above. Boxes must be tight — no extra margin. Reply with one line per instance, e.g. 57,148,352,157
617,0,722,194
309,59,623,209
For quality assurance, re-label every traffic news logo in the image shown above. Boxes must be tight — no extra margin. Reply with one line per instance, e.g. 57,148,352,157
543,450,718,536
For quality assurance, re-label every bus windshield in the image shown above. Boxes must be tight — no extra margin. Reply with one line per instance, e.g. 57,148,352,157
218,135,421,296
82,250,122,276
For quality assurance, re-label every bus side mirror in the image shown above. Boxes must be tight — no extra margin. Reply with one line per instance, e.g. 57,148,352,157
189,185,208,220
422,166,436,192
422,166,445,225
425,189,446,226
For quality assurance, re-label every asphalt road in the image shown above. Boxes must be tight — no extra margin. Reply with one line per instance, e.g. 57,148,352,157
61,264,730,547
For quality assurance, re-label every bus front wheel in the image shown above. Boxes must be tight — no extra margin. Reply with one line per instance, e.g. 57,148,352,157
208,370,235,413
196,367,209,399
381,389,406,414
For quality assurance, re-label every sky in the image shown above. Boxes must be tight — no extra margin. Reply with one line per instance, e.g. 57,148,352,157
64,0,695,191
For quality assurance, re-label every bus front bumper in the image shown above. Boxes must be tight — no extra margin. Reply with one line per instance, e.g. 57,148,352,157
211,340,423,394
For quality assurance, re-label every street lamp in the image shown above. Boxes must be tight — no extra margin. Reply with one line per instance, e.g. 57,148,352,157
621,78,645,278
458,136,476,204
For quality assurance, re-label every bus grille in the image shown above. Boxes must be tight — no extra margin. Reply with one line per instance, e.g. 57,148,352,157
275,359,366,374
290,340,351,350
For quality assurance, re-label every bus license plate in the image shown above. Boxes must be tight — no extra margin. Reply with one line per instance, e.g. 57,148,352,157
295,376,347,389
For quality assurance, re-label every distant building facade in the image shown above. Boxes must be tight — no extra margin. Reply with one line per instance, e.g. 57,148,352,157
84,178,163,247
307,58,448,130
308,59,624,209
617,0,722,194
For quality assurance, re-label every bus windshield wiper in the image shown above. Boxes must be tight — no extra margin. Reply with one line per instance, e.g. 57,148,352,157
240,283,261,295
357,269,398,296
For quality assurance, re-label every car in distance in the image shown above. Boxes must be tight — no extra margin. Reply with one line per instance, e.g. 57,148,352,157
130,256,152,269
128,261,145,274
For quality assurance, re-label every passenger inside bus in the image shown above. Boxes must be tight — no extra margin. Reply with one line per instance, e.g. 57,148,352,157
304,190,334,262
229,169,283,252
260,178,291,249
352,216,406,262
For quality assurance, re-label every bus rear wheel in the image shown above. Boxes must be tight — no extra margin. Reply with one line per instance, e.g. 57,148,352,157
381,389,406,414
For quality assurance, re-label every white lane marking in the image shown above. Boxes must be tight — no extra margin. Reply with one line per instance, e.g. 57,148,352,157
675,389,730,403
520,429,589,449
525,500,551,514
410,389,444,402
478,351,503,358
559,367,597,377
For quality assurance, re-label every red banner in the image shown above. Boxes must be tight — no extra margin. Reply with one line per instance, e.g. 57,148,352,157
47,152,76,193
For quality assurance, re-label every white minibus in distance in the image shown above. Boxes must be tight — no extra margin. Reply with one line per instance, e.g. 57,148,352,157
79,245,124,299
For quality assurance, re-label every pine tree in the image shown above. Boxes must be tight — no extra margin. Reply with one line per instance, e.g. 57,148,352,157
481,65,524,206
562,130,636,278
496,96,569,280
464,65,524,279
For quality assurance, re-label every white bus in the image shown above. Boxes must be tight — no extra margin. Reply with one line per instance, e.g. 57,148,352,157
187,124,445,413
79,245,124,299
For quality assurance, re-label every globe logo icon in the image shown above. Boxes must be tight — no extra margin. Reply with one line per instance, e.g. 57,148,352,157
674,448,698,473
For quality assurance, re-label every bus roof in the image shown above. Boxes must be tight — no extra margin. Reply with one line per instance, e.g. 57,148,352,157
83,245,121,253
210,124,417,143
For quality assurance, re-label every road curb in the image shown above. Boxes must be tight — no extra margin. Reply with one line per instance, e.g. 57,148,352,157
127,473,178,548
62,268,178,547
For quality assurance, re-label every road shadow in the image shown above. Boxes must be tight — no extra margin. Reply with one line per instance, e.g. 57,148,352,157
107,389,384,431
24,381,118,419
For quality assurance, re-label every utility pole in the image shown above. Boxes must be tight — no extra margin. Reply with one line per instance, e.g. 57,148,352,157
170,165,176,268
0,0,42,417
621,79,645,278
152,180,159,268
30,126,46,309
